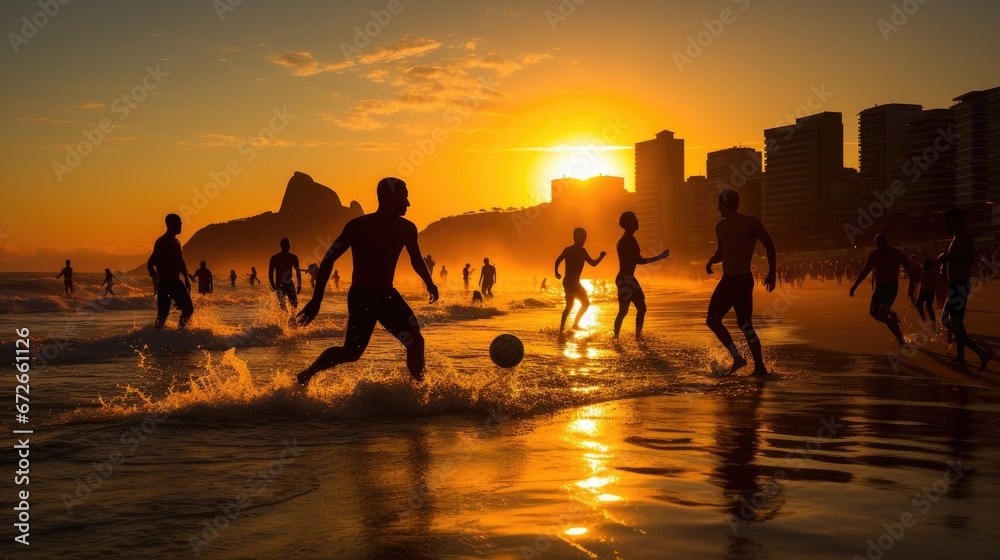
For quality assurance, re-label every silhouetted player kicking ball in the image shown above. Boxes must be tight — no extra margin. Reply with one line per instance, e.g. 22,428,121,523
849,233,915,346
269,238,301,311
296,178,439,385
555,227,606,332
147,213,194,329
613,211,669,340
939,208,995,371
705,189,777,376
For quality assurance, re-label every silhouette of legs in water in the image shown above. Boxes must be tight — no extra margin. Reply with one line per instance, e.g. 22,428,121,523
870,282,905,345
297,288,425,383
915,290,936,330
613,275,646,339
942,280,995,370
707,275,764,374
560,283,590,331
155,280,193,329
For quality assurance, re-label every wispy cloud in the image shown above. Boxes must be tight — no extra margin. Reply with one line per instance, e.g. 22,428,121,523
463,145,633,153
78,101,107,109
269,50,352,76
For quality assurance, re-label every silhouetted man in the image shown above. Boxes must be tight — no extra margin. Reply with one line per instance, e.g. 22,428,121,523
296,177,439,385
424,254,436,278
939,208,995,371
101,268,115,297
269,238,302,311
247,267,259,286
440,265,448,285
849,233,914,346
479,258,497,296
332,269,340,291
555,227,606,332
229,269,237,288
462,263,475,291
190,261,213,295
56,259,73,296
303,263,318,288
613,211,669,340
705,189,777,376
147,213,193,329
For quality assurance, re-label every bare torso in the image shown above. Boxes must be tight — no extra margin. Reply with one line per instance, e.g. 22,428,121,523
345,214,416,290
946,231,974,282
716,214,761,276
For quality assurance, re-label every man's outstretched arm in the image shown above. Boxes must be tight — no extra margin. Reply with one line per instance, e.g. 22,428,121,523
850,255,875,296
554,250,566,279
585,250,607,267
297,222,358,327
404,223,439,303
753,218,777,291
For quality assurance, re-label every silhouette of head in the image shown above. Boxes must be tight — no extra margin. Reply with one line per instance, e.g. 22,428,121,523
280,238,290,252
251,267,256,272
376,177,409,216
200,260,206,268
484,258,490,265
573,227,587,245
719,189,740,217
465,263,470,267
65,259,71,266
105,268,111,274
619,211,639,232
165,213,182,235
426,254,432,259
875,233,888,250
944,207,963,234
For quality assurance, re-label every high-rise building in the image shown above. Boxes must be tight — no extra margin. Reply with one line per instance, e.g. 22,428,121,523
706,147,763,219
952,87,1000,208
904,108,957,217
680,175,716,251
858,103,922,215
634,130,684,250
762,112,844,232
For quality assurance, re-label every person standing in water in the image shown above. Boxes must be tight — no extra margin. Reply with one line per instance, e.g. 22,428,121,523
101,268,115,297
613,211,669,340
939,208,995,371
462,263,474,291
479,258,497,297
914,259,939,331
56,259,74,296
439,265,448,285
229,269,238,288
424,254,436,278
705,189,777,376
247,267,260,287
189,261,213,295
147,213,194,329
296,177,438,385
269,238,302,311
849,233,915,346
554,227,606,332
333,269,341,291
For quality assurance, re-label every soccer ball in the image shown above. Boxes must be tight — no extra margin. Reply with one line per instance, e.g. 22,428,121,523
489,333,524,368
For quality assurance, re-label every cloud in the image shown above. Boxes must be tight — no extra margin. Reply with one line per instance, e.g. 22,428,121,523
462,145,633,154
78,101,107,109
269,50,352,76
357,36,442,65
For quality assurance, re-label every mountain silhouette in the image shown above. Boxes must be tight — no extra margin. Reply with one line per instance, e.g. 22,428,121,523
132,172,363,277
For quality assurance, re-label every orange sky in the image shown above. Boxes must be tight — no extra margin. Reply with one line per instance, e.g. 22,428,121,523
1,0,999,271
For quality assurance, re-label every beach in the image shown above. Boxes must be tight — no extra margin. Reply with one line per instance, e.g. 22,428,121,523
1,273,998,559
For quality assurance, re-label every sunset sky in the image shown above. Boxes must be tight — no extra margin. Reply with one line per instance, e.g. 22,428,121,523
1,0,998,271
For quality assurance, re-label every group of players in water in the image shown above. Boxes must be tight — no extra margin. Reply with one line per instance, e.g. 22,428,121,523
138,177,995,385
